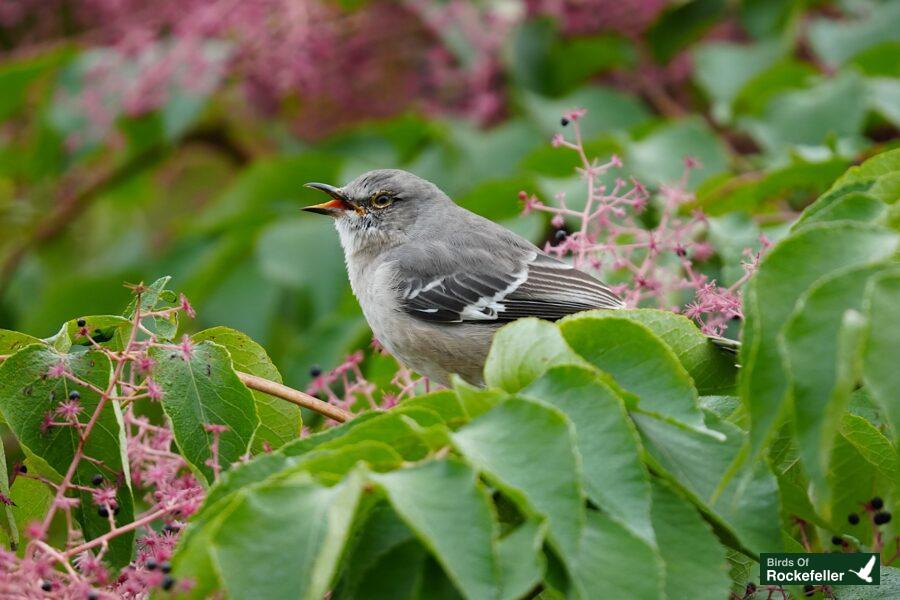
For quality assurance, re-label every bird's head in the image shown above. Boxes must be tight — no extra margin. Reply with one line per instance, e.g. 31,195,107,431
303,169,450,252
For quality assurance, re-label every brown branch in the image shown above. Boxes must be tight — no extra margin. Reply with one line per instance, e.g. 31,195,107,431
0,354,351,423
236,371,351,423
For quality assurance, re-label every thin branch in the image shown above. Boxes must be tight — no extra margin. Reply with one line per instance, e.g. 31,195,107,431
236,371,351,423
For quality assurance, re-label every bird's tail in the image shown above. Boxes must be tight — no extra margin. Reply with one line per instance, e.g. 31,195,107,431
708,335,741,354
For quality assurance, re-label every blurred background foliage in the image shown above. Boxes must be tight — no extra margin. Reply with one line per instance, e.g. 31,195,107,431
0,0,898,391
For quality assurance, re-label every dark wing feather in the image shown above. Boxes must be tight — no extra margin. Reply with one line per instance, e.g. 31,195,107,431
397,251,623,324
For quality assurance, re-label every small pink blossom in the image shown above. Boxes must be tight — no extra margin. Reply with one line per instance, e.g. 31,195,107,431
179,335,193,361
91,486,118,508
55,399,83,420
179,292,196,318
47,361,68,378
145,377,163,400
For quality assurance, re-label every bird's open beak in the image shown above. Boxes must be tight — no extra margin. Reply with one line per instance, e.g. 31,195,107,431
303,183,357,216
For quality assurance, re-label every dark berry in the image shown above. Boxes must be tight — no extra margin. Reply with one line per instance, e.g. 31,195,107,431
69,390,80,400
163,524,180,533
41,580,52,592
91,474,103,486
161,576,175,591
803,584,815,597
161,561,171,574
146,559,158,571
560,117,569,126
554,229,567,241
831,535,843,545
848,512,860,525
17,464,27,474
87,592,99,600
745,582,756,594
98,506,109,518
113,505,120,516
675,247,686,257
871,497,884,510
874,511,892,525
77,319,86,327
309,365,322,378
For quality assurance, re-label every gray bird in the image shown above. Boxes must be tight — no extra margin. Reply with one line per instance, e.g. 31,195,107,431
303,169,625,387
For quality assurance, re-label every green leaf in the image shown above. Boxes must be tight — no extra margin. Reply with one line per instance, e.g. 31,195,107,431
862,270,900,444
125,276,178,340
647,0,727,62
521,365,654,545
741,223,898,455
594,309,738,395
0,443,17,548
626,117,730,190
827,433,878,544
192,327,301,452
498,519,545,600
209,472,364,600
0,330,44,355
692,39,782,122
287,412,431,461
650,480,731,600
633,411,782,555
559,313,710,434
807,2,900,67
732,58,818,117
795,192,886,227
782,264,887,490
150,341,260,482
0,474,53,553
740,72,868,154
831,148,900,190
483,318,584,393
0,345,134,565
520,87,650,138
331,503,420,600
571,510,663,600
400,390,469,428
452,398,584,564
838,414,900,499
371,459,498,600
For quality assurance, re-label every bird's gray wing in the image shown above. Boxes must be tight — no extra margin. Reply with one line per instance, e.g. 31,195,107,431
394,248,623,324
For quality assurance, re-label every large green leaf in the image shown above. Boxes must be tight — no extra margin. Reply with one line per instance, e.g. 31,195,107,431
571,510,663,600
559,313,710,434
521,365,654,545
192,327,301,452
150,341,260,482
589,309,738,395
483,318,584,393
371,460,498,600
862,270,900,444
782,264,887,490
741,223,898,455
0,345,134,565
209,472,363,600
650,480,730,600
807,2,900,67
497,519,545,600
633,411,782,555
452,398,584,565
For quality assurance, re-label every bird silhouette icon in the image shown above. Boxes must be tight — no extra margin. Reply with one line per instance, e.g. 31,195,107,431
848,555,877,583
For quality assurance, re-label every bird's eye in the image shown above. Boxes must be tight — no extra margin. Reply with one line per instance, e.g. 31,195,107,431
371,193,393,208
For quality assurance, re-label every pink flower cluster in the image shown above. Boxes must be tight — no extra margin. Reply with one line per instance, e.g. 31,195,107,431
1,286,206,598
521,109,765,336
305,344,433,424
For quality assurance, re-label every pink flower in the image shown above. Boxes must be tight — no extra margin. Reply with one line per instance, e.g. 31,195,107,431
145,377,163,400
91,486,118,508
47,361,68,379
551,133,564,147
179,335,193,361
179,293,196,318
55,399,83,421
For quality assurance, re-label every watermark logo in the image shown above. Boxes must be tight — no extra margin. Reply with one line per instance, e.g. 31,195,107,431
760,553,880,586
